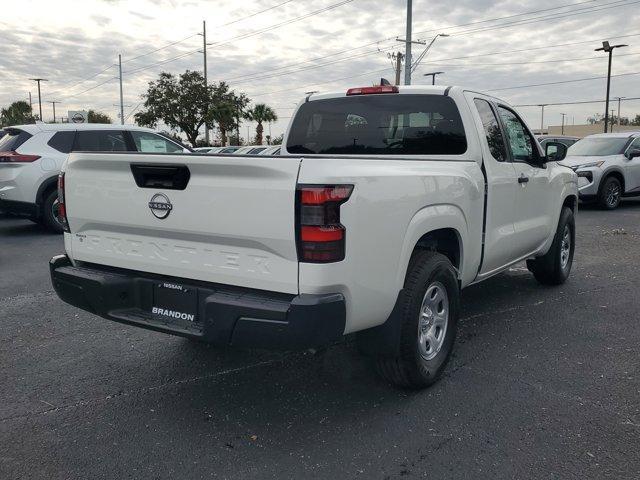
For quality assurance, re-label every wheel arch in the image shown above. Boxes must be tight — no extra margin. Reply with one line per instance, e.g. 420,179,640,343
599,169,625,193
395,204,475,293
36,175,59,206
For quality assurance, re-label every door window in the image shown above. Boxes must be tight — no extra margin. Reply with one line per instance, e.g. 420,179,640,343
626,137,640,153
474,99,507,162
130,131,184,153
74,130,128,152
497,107,540,164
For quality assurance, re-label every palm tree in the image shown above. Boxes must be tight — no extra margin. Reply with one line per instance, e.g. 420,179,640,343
244,104,277,145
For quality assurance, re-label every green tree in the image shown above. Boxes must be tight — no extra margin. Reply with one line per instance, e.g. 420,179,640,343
210,88,250,146
631,114,640,126
244,103,277,145
0,101,35,127
87,110,112,124
135,70,214,146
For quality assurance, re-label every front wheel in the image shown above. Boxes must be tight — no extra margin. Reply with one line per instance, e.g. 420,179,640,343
527,206,575,285
598,176,622,210
376,251,459,389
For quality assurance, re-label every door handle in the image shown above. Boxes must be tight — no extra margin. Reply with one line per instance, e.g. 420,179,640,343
518,175,529,184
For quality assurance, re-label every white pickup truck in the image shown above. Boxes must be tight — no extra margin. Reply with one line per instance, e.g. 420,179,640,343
50,85,578,389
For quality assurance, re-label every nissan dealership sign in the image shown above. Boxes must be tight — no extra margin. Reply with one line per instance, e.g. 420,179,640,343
68,110,88,124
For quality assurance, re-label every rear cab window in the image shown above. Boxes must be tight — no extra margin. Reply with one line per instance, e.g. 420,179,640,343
0,129,32,152
287,94,467,155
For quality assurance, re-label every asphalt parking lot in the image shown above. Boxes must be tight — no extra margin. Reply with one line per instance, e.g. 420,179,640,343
1,202,639,480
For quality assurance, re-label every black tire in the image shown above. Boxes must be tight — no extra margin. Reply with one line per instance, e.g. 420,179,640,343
527,207,575,285
376,251,459,389
598,176,622,210
41,189,64,233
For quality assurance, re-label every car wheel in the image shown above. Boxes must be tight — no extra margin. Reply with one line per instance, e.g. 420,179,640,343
375,250,459,389
527,207,575,285
42,189,64,233
598,176,622,210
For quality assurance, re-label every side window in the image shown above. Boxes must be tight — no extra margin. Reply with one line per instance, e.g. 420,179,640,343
130,131,184,153
47,131,75,153
497,106,538,164
473,99,507,162
627,137,640,152
74,130,128,152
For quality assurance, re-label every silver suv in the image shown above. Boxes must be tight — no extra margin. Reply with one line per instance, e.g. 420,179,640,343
560,132,640,209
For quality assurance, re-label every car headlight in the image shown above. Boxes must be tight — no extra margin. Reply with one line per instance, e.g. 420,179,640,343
573,161,604,170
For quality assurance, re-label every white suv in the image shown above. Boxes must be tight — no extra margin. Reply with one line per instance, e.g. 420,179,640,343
0,123,190,232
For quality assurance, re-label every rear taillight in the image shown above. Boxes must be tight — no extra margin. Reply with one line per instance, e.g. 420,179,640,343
57,172,70,232
346,85,399,96
296,185,353,263
0,151,41,163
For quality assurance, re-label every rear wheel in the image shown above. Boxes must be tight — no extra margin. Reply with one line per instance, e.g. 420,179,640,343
527,206,575,285
598,176,622,210
375,251,459,389
41,189,64,233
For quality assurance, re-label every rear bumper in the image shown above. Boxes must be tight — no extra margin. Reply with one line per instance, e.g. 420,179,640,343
50,255,346,350
0,199,38,218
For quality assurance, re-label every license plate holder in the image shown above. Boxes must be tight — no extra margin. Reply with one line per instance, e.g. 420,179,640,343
151,282,199,325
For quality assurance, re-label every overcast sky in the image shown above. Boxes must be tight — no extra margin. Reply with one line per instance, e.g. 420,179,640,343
1,0,639,141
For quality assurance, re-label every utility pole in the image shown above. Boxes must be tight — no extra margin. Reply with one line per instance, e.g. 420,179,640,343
403,0,412,85
423,71,444,85
538,104,547,134
595,41,627,133
29,78,48,121
118,54,124,125
200,20,210,145
47,101,60,123
28,92,32,110
560,113,566,135
393,52,404,86
615,96,625,126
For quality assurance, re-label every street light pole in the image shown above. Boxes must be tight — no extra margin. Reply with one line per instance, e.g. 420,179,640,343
560,113,566,135
595,41,627,133
29,78,48,121
423,71,444,85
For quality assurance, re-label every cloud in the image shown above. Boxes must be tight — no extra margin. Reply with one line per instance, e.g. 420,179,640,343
0,0,638,138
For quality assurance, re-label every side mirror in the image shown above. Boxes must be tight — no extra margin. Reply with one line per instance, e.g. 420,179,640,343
545,141,567,162
627,149,640,160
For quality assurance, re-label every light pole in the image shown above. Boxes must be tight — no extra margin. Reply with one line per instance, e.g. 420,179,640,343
595,41,627,133
423,71,444,85
560,113,566,135
411,34,449,75
29,78,48,121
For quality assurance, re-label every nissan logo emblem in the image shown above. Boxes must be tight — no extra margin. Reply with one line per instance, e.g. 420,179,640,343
148,193,172,219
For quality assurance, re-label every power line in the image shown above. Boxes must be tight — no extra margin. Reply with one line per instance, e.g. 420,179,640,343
123,34,200,64
515,97,640,107
422,51,640,68
124,0,357,75
57,76,118,99
218,0,298,27
46,63,116,97
488,71,640,92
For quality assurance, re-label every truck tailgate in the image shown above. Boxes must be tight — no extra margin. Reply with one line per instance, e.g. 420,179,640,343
64,153,301,294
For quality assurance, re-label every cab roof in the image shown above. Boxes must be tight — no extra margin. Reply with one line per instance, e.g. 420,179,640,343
2,123,159,134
